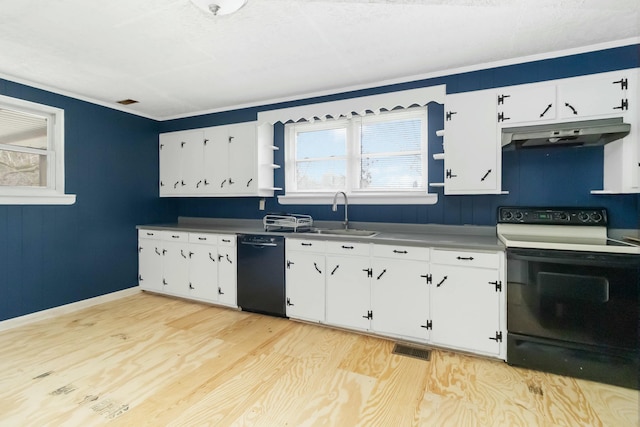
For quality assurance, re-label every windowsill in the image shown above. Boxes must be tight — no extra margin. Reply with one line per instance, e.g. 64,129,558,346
278,192,438,205
0,193,76,205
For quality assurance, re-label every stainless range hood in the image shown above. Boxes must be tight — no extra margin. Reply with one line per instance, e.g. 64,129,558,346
502,117,630,150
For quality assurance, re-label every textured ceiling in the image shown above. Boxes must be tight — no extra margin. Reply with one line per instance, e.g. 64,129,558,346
0,0,638,120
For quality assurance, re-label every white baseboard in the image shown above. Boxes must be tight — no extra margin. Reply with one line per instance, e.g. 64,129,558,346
0,287,142,332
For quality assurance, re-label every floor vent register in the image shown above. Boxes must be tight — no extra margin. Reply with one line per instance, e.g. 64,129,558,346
392,343,431,361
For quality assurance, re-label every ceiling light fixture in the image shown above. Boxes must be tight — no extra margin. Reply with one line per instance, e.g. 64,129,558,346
190,0,248,16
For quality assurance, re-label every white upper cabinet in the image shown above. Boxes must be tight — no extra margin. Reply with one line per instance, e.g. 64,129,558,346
496,84,557,125
558,71,632,119
443,90,501,194
160,121,276,197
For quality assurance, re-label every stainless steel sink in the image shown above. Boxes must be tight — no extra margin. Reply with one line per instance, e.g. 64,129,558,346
310,228,379,237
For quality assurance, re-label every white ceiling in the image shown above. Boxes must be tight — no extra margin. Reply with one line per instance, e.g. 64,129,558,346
0,0,638,120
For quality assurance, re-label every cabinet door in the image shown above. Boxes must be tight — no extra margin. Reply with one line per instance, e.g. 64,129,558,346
429,264,502,355
181,131,205,194
217,246,237,307
444,90,499,194
227,123,256,194
203,126,230,195
188,243,219,302
138,238,163,291
162,240,190,296
497,84,556,124
558,73,630,119
285,251,325,322
370,258,429,341
159,134,183,196
325,255,371,331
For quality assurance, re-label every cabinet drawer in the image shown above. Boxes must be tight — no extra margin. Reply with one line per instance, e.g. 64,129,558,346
161,231,189,242
431,249,500,268
218,235,236,246
287,238,326,252
372,244,429,261
138,229,163,240
325,240,371,256
189,233,217,244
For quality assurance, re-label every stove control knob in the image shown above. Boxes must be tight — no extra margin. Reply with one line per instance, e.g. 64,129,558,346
590,212,602,223
514,212,524,221
558,212,569,221
578,212,590,222
502,211,513,221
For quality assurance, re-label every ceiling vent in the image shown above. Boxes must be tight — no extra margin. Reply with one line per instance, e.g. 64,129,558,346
117,99,139,105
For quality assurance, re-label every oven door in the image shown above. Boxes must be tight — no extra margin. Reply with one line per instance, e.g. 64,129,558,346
506,248,640,388
507,248,639,350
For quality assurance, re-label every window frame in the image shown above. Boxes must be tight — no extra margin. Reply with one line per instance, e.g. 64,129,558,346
280,107,437,205
0,94,75,205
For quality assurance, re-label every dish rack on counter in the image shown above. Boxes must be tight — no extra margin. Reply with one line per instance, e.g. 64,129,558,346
263,213,313,232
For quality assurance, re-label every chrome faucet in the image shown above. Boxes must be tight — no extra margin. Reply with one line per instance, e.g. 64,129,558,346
332,191,349,230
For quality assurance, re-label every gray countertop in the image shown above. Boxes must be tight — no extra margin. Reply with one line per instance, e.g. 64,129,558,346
138,217,505,252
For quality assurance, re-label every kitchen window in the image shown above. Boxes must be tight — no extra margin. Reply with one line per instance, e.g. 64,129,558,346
0,94,74,205
282,108,436,205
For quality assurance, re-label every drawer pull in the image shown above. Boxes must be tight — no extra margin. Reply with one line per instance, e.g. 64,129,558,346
146,232,154,236
341,245,354,250
456,256,474,261
172,235,180,239
198,237,207,241
222,238,231,243
393,250,407,254
301,243,313,247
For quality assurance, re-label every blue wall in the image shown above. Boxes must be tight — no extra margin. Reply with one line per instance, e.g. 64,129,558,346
164,44,640,229
0,80,177,321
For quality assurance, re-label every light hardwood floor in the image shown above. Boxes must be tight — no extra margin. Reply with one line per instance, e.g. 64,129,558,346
0,292,637,426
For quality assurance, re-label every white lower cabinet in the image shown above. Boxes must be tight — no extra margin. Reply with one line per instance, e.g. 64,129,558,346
429,249,505,358
370,245,430,341
137,229,237,308
285,239,326,322
325,241,372,331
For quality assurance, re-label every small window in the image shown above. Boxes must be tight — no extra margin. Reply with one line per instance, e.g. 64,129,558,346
282,108,434,205
0,94,74,204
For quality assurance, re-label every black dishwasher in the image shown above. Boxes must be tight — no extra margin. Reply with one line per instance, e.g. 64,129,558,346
236,234,286,317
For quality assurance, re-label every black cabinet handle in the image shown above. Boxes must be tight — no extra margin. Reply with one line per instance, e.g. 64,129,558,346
226,254,233,264
162,279,167,285
246,178,253,187
301,243,312,247
138,246,142,253
196,180,202,188
181,180,186,187
376,269,387,280
218,254,224,262
174,181,180,189
220,179,227,188
481,169,492,182
287,260,294,269
180,250,187,259
222,238,231,243
436,276,448,287
209,253,215,262
314,263,322,274
613,99,629,111
497,112,510,122
331,265,339,275
613,78,628,90
564,102,578,115
342,245,354,249
229,178,235,185
363,268,372,278
172,235,180,239
540,104,552,118
155,248,161,255
286,297,294,306
445,111,457,121
204,179,210,186
456,256,474,261
162,249,167,255
393,250,407,254
138,274,143,282
218,287,224,295
189,283,194,290
198,237,207,241
188,251,194,258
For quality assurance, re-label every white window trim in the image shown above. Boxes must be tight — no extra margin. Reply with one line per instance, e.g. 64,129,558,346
0,94,75,205
279,107,437,206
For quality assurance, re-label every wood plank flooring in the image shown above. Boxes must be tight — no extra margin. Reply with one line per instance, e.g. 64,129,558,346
0,292,637,426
